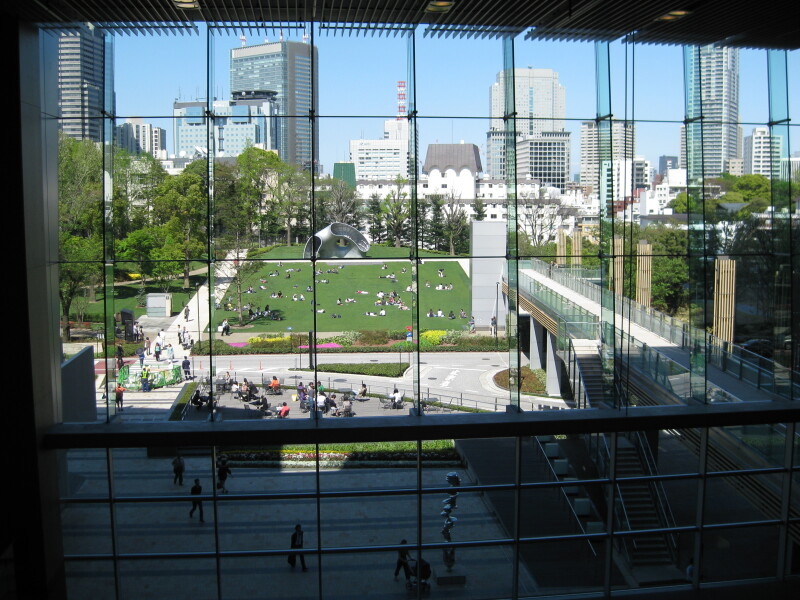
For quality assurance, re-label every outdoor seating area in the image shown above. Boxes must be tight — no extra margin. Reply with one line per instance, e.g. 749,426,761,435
180,378,464,421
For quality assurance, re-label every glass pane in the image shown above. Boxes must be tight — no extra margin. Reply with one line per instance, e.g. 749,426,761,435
66,560,116,600
62,503,113,556
520,538,611,593
118,558,217,600
701,524,779,582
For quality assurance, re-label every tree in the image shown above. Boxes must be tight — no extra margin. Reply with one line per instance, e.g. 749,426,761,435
215,159,261,324
150,234,185,293
472,198,487,221
58,133,103,238
381,176,411,247
366,193,384,243
58,133,103,336
441,193,469,255
112,149,167,238
642,225,689,315
117,227,162,289
266,162,310,246
316,177,363,227
518,192,576,247
59,233,101,341
153,163,208,288
236,146,280,244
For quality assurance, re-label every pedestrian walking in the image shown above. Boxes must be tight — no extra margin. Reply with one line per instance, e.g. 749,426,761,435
182,356,192,380
172,452,185,485
216,456,232,494
394,539,411,582
137,347,144,367
144,337,151,356
114,383,126,412
288,524,308,571
189,479,204,522
184,306,190,321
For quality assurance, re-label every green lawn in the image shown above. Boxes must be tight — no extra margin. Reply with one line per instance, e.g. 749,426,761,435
217,258,471,333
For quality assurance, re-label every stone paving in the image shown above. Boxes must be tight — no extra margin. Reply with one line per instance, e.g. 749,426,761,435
61,448,539,600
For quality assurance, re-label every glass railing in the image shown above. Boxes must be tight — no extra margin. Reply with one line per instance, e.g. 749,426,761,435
522,258,799,401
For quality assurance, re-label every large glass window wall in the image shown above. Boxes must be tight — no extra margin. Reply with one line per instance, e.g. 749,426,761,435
42,16,800,599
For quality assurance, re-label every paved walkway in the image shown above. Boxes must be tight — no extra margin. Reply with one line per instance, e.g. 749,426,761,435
520,267,782,403
61,447,539,600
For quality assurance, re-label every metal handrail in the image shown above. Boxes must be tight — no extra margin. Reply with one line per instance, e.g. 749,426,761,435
532,436,598,557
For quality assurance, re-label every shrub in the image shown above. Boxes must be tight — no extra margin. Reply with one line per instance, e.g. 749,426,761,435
442,329,464,345
247,334,287,344
359,329,389,346
330,331,361,347
296,362,410,378
420,329,447,345
493,366,547,394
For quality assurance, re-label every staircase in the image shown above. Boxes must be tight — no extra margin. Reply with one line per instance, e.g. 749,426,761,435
615,443,674,567
571,340,605,408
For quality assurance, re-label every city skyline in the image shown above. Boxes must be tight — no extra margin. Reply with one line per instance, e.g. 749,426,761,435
112,30,798,178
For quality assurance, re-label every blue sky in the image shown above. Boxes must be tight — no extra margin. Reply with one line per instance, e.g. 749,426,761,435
113,27,798,176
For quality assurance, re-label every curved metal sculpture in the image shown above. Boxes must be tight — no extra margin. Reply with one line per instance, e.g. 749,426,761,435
303,222,370,260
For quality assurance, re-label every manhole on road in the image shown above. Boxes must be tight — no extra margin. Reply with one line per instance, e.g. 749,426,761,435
334,378,347,382
491,364,500,367
482,358,490,360
428,377,437,380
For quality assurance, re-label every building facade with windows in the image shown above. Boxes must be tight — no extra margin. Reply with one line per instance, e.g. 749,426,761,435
230,40,318,170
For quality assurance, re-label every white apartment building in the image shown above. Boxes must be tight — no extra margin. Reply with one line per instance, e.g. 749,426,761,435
115,118,167,159
349,119,409,180
744,126,783,179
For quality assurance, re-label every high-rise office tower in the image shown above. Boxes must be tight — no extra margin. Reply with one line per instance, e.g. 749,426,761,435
579,120,635,192
230,40,318,171
681,45,741,178
57,27,107,141
486,68,566,181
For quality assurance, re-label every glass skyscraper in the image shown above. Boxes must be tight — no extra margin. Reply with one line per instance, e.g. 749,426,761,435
230,40,318,170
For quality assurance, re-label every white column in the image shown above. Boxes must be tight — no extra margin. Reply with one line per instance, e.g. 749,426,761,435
530,319,545,370
546,331,562,396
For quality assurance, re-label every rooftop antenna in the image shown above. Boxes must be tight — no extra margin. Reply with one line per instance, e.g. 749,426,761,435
302,25,309,43
279,29,284,41
240,35,246,47
397,80,406,120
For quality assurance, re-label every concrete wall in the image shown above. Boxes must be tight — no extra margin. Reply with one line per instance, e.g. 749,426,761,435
470,220,507,330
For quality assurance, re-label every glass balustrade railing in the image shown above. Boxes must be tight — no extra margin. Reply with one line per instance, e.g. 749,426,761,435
521,258,798,401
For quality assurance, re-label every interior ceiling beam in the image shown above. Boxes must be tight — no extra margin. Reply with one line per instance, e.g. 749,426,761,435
6,1,798,48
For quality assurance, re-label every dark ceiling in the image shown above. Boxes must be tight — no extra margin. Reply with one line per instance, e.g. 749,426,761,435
7,1,799,49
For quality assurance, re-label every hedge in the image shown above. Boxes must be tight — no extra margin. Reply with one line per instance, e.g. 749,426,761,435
193,338,508,355
294,362,410,378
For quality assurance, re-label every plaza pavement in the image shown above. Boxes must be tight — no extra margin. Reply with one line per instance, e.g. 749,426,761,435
62,447,540,600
